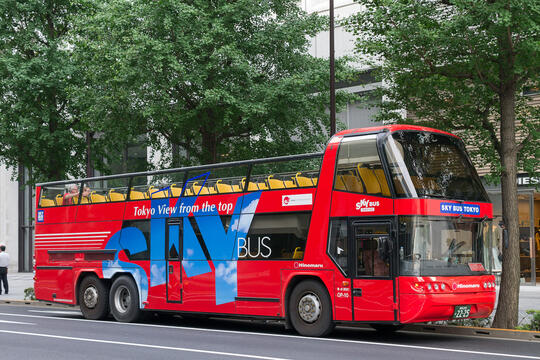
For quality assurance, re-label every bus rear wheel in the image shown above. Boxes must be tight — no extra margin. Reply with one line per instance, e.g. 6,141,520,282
289,280,334,337
109,276,142,323
79,275,109,320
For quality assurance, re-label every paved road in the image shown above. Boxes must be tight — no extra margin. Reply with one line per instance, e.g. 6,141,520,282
0,304,538,360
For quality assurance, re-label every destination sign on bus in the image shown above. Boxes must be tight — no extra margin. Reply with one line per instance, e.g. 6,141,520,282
440,202,480,215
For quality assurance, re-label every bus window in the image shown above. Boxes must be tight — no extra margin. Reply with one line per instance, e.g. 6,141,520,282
354,223,391,277
40,184,74,207
327,219,348,275
238,213,310,260
334,135,391,197
81,180,109,204
121,220,151,261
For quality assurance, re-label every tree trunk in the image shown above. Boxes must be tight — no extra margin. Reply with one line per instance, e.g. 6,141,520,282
86,131,94,178
492,84,520,329
201,130,218,164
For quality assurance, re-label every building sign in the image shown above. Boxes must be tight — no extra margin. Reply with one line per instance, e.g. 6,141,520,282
517,175,539,186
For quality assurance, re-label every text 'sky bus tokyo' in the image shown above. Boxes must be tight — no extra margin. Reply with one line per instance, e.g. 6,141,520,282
34,125,496,336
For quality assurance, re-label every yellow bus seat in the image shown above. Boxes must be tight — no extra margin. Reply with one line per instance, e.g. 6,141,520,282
312,177,318,185
170,184,182,197
335,175,346,191
130,188,146,200
208,187,217,194
216,180,233,193
40,198,55,207
257,182,268,190
267,175,285,189
241,178,259,191
90,192,107,203
284,180,296,188
231,184,242,192
80,196,89,204
55,194,64,206
293,247,304,259
295,172,314,187
184,188,194,196
374,169,391,197
148,186,167,199
357,166,382,194
342,173,364,193
108,190,125,202
192,182,210,195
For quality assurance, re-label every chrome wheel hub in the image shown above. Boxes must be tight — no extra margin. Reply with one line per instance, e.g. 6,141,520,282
114,285,131,314
83,286,98,309
298,293,321,323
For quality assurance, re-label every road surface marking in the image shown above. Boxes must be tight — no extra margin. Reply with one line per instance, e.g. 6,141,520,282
28,310,82,315
0,312,538,359
0,320,35,325
0,329,289,360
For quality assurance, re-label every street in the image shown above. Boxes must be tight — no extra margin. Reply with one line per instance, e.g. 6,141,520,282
0,304,538,360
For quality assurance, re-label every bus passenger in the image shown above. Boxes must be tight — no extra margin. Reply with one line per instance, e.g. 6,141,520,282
63,184,79,205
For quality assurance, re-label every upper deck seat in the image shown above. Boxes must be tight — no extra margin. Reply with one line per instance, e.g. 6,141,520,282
357,165,382,195
40,198,55,207
108,189,126,202
55,194,63,206
216,180,233,193
148,186,168,199
267,175,285,189
90,192,107,203
129,188,147,200
295,172,314,187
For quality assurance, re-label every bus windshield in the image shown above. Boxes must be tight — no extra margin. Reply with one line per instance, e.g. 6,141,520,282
383,131,488,202
399,216,490,276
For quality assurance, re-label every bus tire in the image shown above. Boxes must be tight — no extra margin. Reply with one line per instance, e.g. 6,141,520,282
109,276,142,323
289,280,334,337
79,275,109,320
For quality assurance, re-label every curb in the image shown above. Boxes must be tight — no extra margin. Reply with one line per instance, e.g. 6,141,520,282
401,323,540,341
0,299,75,308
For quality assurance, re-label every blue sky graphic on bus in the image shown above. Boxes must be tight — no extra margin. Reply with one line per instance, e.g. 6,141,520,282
104,171,262,306
102,228,149,307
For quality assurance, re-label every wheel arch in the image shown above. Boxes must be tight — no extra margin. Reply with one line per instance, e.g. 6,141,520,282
284,275,333,325
75,271,110,305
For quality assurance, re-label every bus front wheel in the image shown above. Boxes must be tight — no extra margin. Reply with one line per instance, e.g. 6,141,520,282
289,280,334,337
79,275,109,320
109,276,142,322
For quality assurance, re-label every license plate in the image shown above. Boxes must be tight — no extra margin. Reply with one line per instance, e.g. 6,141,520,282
453,305,471,319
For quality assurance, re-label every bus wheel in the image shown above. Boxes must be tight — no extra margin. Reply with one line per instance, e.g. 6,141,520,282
79,275,109,320
370,324,404,333
109,276,142,323
289,280,334,337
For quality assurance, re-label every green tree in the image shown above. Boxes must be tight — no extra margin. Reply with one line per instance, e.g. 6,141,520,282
0,0,89,183
77,0,353,168
347,0,539,328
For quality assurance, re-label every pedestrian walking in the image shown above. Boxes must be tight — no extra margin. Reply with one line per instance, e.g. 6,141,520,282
0,244,9,295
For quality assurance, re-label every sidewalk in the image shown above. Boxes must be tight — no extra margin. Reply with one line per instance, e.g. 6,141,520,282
1,272,539,320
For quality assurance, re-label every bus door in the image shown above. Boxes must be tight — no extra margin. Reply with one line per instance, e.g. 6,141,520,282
166,218,183,303
350,220,395,322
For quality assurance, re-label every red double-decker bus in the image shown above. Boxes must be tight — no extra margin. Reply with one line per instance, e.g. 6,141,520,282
34,125,496,336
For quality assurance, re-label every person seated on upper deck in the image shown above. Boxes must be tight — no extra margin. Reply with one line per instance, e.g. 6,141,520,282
81,186,91,203
63,184,79,205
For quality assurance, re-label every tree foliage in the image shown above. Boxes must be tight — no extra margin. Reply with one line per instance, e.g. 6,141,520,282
347,0,539,328
0,0,88,182
76,0,353,168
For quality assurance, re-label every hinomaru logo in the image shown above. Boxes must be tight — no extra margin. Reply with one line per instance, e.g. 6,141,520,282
355,199,380,212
